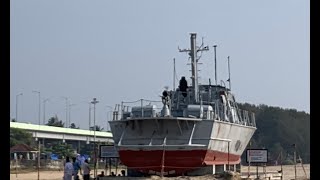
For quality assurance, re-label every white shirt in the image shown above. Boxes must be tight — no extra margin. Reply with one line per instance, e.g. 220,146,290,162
82,162,90,175
64,162,74,176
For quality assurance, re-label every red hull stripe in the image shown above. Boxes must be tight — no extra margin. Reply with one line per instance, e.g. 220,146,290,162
118,149,240,174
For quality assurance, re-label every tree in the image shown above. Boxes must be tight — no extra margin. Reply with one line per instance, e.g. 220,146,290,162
69,123,79,129
10,128,33,147
90,125,104,131
46,115,64,127
51,142,75,158
239,103,310,164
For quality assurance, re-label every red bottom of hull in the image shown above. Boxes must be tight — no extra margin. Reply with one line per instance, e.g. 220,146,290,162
119,150,240,175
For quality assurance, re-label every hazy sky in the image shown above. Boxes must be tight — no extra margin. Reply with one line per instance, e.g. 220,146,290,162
10,0,310,130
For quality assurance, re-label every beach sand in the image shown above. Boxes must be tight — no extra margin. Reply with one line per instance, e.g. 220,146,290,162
10,164,310,180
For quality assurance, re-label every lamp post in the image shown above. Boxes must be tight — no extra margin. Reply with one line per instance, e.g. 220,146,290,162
32,91,41,126
106,105,113,131
16,93,23,122
91,98,99,178
61,97,69,127
43,98,50,125
68,104,76,128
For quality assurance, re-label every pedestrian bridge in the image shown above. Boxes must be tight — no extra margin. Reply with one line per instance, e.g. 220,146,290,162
10,122,113,144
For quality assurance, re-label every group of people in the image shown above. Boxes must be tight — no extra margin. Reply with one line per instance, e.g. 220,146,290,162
63,156,91,180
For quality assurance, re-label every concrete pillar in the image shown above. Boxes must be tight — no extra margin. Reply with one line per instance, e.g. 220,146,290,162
212,164,216,174
27,153,30,160
78,141,81,154
223,164,226,171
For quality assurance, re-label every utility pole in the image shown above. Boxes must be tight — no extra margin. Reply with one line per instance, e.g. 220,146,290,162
62,97,69,127
293,144,297,179
68,104,76,128
32,91,41,126
91,98,99,178
43,98,49,125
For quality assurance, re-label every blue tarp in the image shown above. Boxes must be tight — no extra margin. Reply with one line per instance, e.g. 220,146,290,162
50,154,58,160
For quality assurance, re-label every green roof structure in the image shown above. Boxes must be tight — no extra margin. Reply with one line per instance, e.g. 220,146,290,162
10,122,112,138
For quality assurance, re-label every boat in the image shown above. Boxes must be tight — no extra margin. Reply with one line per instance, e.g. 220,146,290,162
109,33,257,176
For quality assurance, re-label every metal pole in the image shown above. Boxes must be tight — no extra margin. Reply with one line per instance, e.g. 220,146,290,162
43,98,49,125
280,151,283,180
213,45,217,85
227,56,231,90
294,144,297,179
106,105,113,131
89,104,91,130
91,98,99,178
68,105,70,128
161,136,166,178
248,142,251,177
16,93,23,122
32,91,41,126
227,141,230,171
38,140,40,180
173,58,176,90
68,104,76,128
62,97,69,127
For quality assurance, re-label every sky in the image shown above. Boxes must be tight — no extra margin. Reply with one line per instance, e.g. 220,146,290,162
10,0,310,130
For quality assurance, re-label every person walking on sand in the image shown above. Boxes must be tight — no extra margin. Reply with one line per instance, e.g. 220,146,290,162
63,156,74,180
72,157,81,180
82,159,91,180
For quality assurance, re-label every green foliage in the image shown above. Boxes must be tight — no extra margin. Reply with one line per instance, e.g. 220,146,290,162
50,142,74,158
239,103,310,164
46,115,64,127
70,123,79,129
10,128,33,147
90,125,104,131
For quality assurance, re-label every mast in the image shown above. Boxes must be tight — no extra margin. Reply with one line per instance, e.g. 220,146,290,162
190,33,198,102
213,45,217,85
179,33,209,103
227,56,231,90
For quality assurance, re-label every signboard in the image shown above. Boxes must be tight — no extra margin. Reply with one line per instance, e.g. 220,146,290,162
99,145,119,158
246,149,268,163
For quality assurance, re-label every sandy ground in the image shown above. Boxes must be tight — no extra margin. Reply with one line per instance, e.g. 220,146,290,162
10,164,310,180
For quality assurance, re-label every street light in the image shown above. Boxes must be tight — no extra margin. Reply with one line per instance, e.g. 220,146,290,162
32,91,41,126
91,98,99,178
61,97,69,128
43,98,50,125
68,103,76,128
16,93,23,122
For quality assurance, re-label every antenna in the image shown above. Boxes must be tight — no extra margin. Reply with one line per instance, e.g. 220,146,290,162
227,56,231,90
213,45,217,85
